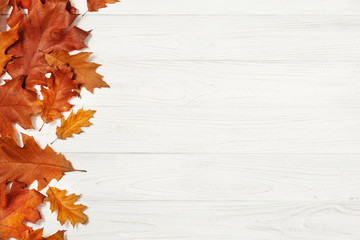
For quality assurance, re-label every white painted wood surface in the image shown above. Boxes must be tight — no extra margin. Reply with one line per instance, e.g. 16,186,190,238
3,0,360,239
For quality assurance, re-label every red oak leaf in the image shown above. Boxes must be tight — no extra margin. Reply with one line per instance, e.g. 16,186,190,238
7,0,89,89
0,182,44,239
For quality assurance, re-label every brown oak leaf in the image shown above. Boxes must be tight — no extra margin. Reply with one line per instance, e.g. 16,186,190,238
0,77,41,138
46,187,88,227
0,24,19,76
0,182,44,239
87,0,118,12
56,108,96,141
45,50,109,93
32,66,78,124
7,0,89,89
0,134,76,190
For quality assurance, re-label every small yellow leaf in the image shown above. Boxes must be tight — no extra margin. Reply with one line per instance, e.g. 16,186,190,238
46,187,87,227
56,108,96,140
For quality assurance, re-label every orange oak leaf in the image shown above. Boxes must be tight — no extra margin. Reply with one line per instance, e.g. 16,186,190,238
0,0,8,14
32,66,78,124
17,229,43,240
12,0,29,8
0,77,41,139
17,229,65,240
0,182,44,239
7,0,90,89
45,50,109,93
46,187,88,227
0,24,19,76
7,1,23,28
0,182,5,208
0,134,76,190
45,230,65,240
87,0,118,12
56,108,96,141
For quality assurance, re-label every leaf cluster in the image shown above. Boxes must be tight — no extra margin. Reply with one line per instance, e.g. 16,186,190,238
0,0,116,238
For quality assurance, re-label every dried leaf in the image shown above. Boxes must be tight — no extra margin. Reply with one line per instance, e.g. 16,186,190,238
46,50,109,93
46,187,88,227
0,77,41,138
56,108,96,140
0,182,44,239
0,0,8,14
17,229,43,240
7,0,89,89
0,134,75,190
87,0,118,12
0,24,19,76
32,66,78,123
17,229,65,240
45,230,65,240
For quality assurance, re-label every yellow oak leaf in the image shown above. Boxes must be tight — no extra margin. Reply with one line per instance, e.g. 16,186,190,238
46,187,87,227
56,108,96,141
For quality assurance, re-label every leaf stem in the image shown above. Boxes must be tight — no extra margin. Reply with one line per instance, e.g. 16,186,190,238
39,122,45,132
50,138,58,145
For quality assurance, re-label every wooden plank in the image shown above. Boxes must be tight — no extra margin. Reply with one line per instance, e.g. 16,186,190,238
25,105,360,154
70,0,360,15
75,15,360,61
2,0,360,15
37,200,360,240
43,153,360,202
1,15,360,61
68,61,360,108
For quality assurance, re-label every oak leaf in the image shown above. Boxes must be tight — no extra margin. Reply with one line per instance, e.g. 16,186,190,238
17,229,43,240
0,182,5,208
87,0,118,12
56,108,96,141
7,1,23,28
0,134,75,190
0,0,8,14
0,25,19,76
32,66,78,124
7,0,89,89
0,77,41,138
45,50,109,93
46,187,88,227
12,0,29,8
18,229,65,240
45,230,65,240
0,182,44,239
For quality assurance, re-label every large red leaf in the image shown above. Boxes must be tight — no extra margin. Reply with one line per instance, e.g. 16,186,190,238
7,0,89,89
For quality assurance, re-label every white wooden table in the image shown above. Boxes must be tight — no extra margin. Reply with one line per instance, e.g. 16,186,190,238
4,0,360,239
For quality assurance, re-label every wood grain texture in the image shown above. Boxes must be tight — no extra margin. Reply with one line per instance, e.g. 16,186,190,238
46,154,360,202
70,0,360,15
25,106,360,154
76,15,360,61
72,61,360,108
33,154,360,238
2,1,360,239
36,201,360,240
